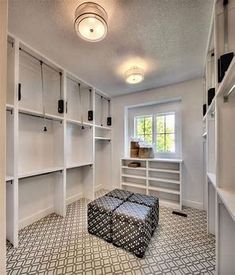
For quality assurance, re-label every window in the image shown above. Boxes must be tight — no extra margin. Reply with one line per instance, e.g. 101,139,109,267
135,112,176,154
135,116,152,144
156,114,175,153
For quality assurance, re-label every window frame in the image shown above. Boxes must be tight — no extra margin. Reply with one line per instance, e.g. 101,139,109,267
134,111,179,158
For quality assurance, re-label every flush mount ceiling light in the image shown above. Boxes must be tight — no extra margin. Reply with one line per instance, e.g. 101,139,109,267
125,67,144,84
74,2,108,42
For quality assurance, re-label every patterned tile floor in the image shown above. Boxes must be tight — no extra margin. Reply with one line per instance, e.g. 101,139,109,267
6,190,215,274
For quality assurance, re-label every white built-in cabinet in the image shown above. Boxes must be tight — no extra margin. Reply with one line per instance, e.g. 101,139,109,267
203,1,235,273
6,34,112,247
120,158,182,210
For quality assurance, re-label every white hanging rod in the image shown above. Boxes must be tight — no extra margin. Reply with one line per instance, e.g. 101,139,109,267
19,110,63,123
19,47,61,75
224,84,235,102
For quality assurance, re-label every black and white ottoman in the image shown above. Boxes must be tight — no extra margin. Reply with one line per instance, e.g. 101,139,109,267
106,188,133,201
128,193,159,235
112,201,152,258
87,195,123,242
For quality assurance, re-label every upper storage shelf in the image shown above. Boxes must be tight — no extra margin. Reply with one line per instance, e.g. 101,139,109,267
19,43,63,117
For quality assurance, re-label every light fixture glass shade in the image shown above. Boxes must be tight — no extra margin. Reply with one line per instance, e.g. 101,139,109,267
74,2,108,42
125,67,144,84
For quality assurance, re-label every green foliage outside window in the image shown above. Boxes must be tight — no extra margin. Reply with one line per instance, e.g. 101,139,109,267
135,113,175,153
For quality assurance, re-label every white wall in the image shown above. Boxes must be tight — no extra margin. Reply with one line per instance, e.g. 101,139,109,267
0,0,7,273
112,78,204,209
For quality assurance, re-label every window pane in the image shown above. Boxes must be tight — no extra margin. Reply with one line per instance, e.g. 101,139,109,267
136,117,145,135
156,116,165,133
144,117,152,135
156,134,165,152
165,134,175,152
165,114,175,133
144,134,152,144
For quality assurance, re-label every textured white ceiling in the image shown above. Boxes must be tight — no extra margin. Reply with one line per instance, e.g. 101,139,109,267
8,0,214,96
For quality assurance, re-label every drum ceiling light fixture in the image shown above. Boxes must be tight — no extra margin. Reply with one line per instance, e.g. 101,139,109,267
125,67,144,84
74,2,108,42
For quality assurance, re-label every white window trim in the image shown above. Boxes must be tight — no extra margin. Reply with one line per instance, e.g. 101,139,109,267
134,111,180,158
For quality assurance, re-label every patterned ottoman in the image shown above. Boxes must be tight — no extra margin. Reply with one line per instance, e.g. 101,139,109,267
128,193,159,235
87,195,123,242
112,201,152,258
106,188,133,201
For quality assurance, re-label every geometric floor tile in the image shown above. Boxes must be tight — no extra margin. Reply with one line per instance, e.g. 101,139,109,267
6,190,215,275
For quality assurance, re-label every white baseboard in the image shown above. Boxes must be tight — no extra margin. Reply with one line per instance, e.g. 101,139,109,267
19,193,84,229
66,192,83,205
183,199,204,210
94,184,102,192
19,206,54,230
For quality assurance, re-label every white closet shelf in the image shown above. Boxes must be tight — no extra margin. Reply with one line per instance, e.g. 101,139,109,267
148,168,180,174
66,118,93,128
66,162,93,169
216,57,235,98
203,100,215,121
6,104,14,111
95,137,111,141
19,107,63,122
217,187,235,222
6,176,14,182
95,125,112,130
207,172,216,188
148,177,180,185
123,157,183,163
121,182,146,190
121,166,147,171
18,167,64,179
148,186,180,195
122,174,146,180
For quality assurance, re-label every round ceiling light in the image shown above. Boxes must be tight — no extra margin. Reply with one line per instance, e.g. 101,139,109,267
125,67,144,84
74,2,108,42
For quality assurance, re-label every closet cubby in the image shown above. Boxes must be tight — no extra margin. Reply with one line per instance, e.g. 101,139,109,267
66,76,93,124
19,45,63,117
95,126,111,140
7,39,15,106
6,111,14,179
66,122,93,168
18,171,63,229
95,92,111,127
95,140,111,191
18,113,63,176
6,34,112,247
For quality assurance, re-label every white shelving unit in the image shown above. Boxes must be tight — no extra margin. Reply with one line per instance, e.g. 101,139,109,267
5,34,112,247
120,158,182,210
94,110,112,191
203,1,235,273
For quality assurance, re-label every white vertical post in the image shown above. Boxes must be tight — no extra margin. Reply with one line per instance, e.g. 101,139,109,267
54,70,66,217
